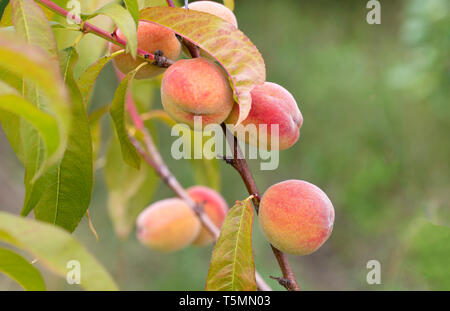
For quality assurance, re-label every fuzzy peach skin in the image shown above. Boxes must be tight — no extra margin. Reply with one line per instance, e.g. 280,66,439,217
161,57,234,127
187,1,238,27
187,186,228,246
258,180,334,255
136,198,201,252
110,20,181,79
226,82,303,150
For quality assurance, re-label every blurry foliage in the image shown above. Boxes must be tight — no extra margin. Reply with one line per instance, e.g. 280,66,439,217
0,0,448,290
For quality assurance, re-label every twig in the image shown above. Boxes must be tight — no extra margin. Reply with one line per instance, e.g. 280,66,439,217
35,0,174,67
221,124,301,291
125,88,271,291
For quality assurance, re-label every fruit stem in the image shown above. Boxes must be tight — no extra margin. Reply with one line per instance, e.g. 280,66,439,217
221,124,301,291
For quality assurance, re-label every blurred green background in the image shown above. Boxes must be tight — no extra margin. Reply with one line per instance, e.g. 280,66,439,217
0,0,449,290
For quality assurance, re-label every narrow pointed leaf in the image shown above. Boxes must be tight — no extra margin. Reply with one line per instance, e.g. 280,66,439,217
86,2,137,58
24,47,94,233
0,247,46,291
124,0,139,28
0,212,118,290
0,81,59,163
139,7,266,124
206,196,257,291
77,50,125,106
110,64,147,169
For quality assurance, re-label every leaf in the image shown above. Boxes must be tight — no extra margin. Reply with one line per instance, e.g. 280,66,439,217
86,2,137,58
0,1,9,22
0,247,46,291
0,81,59,164
104,135,159,239
22,47,93,233
206,196,256,291
109,63,148,169
0,212,118,290
77,50,125,106
11,0,58,57
223,0,234,11
139,7,266,124
0,33,70,180
124,0,139,28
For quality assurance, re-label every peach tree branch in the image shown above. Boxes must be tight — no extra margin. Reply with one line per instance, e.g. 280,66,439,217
126,99,271,292
221,124,301,291
35,0,174,67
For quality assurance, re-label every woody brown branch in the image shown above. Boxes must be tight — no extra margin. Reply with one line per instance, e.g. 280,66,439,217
221,124,301,291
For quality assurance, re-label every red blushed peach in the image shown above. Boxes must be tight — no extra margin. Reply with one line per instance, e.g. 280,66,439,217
226,82,303,150
187,1,238,27
110,21,181,79
258,180,334,255
187,186,228,246
161,57,234,127
136,198,201,252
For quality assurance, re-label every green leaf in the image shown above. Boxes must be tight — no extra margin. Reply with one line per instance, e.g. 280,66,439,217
223,0,234,11
0,33,70,180
10,0,71,188
206,196,256,291
0,81,59,165
86,2,138,58
105,134,159,239
11,0,58,57
77,50,125,106
23,47,93,233
139,7,266,124
124,0,139,28
110,63,148,169
0,212,118,290
0,247,46,291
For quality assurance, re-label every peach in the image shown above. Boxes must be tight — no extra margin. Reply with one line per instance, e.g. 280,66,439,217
258,180,334,255
226,82,303,150
187,1,238,27
136,198,200,252
187,186,228,246
110,21,181,79
161,57,234,127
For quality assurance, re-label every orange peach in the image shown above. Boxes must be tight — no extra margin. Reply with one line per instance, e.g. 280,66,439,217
136,198,200,252
258,180,334,255
187,1,238,27
110,21,181,79
161,57,234,127
187,186,228,246
226,82,303,150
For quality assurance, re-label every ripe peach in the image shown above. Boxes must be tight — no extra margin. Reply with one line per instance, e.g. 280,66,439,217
161,57,234,127
187,186,228,246
188,1,238,27
136,198,200,252
110,21,181,79
226,82,303,150
258,180,334,255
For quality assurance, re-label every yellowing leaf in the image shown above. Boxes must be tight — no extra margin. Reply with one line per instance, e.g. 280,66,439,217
206,196,256,291
139,7,266,124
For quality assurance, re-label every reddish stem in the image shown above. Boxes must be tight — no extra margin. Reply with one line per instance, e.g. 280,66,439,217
221,124,301,291
35,0,174,66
